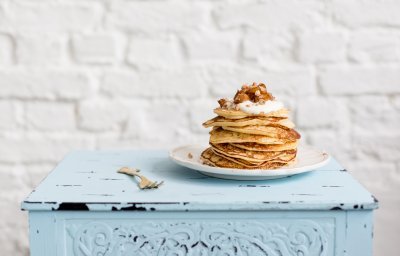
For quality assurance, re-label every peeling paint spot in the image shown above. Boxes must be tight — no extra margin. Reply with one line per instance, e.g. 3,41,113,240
371,195,379,203
353,204,359,209
112,204,146,211
56,203,89,211
24,201,42,204
340,169,347,172
330,207,343,211
239,185,270,188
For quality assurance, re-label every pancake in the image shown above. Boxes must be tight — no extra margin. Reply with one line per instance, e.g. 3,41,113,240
212,148,296,166
201,147,296,169
231,142,298,152
203,116,294,129
210,128,294,145
211,143,294,162
201,83,301,170
211,148,296,168
214,108,289,119
212,149,267,166
222,125,301,140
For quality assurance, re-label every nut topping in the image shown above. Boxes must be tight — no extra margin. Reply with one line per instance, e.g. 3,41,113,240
233,82,274,104
218,82,275,110
218,98,227,108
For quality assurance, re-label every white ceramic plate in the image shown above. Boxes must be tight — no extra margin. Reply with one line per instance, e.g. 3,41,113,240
169,144,330,180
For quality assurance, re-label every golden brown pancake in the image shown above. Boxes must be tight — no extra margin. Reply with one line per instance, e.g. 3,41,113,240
213,108,289,119
211,147,296,167
222,125,300,140
203,116,294,129
201,83,301,170
211,143,294,162
200,147,296,169
231,142,298,152
210,128,295,145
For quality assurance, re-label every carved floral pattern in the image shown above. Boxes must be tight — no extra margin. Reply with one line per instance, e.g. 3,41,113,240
67,220,331,256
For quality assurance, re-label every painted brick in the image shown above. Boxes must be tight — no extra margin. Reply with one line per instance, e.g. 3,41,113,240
107,1,208,33
188,98,218,133
0,101,20,130
123,101,189,144
184,32,238,61
208,65,316,97
0,71,93,100
26,102,76,131
319,67,400,95
16,34,62,65
354,134,400,161
0,2,102,32
72,34,116,64
101,69,207,99
0,134,96,164
127,36,182,69
331,0,400,28
243,31,294,66
305,130,353,163
297,97,349,128
297,32,346,63
0,34,14,65
78,99,130,132
348,32,400,63
350,95,400,135
214,1,324,30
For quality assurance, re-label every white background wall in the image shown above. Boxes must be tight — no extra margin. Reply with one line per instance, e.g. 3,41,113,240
0,0,399,255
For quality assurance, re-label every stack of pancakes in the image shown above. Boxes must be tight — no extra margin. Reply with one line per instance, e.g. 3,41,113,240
201,83,300,169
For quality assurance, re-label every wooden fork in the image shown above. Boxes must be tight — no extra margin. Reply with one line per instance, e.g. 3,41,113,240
118,167,164,190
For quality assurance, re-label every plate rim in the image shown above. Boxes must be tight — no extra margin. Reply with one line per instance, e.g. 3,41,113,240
169,144,330,178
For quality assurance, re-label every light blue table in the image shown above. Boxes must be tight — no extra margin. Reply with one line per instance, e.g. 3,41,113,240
22,150,378,256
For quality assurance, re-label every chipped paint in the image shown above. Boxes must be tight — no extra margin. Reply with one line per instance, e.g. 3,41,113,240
21,150,379,212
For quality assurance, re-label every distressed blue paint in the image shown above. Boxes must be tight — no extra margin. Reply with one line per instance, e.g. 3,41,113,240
22,150,377,211
22,150,378,256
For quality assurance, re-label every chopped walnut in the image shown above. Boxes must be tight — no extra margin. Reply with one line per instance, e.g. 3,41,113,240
233,82,274,104
188,153,193,159
233,92,250,104
218,98,227,108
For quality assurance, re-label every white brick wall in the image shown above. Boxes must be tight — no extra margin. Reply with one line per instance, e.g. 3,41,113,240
0,0,399,255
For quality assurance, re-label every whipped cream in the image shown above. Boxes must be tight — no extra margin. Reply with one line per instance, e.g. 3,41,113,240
237,100,284,114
